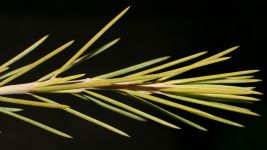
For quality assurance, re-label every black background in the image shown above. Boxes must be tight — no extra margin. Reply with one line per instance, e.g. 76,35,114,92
0,0,266,150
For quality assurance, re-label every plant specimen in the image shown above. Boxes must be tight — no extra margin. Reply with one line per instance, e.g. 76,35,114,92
0,6,262,138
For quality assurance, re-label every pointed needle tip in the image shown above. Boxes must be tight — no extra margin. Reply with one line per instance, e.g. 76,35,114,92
233,45,240,49
202,51,209,54
202,129,208,132
122,6,131,13
115,37,121,41
254,113,261,117
63,134,73,138
164,56,171,59
174,126,181,130
65,40,75,46
254,91,264,95
122,133,131,138
254,70,261,73
237,124,245,128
